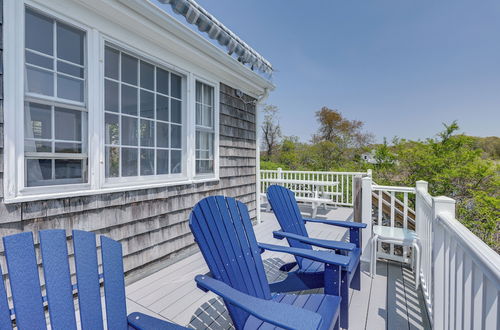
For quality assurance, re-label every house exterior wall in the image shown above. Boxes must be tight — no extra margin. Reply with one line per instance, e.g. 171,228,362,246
0,0,257,281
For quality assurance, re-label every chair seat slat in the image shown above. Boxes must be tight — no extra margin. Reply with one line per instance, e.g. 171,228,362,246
39,230,78,330
3,232,47,329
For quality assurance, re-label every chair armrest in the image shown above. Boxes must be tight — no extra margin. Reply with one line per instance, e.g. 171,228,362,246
304,218,367,229
258,243,350,267
195,275,323,330
127,312,188,329
273,231,356,252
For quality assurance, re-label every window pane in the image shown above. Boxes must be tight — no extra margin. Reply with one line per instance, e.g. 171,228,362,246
26,66,54,96
105,146,119,177
25,9,53,56
26,51,53,69
121,116,138,146
140,149,154,176
140,61,154,90
203,84,213,106
140,90,154,119
105,46,119,79
156,95,169,122
195,103,202,126
171,73,182,99
196,160,213,174
55,142,82,153
203,106,213,127
105,113,119,145
55,159,83,179
58,61,84,78
140,119,154,147
26,159,52,186
171,125,181,149
122,148,138,176
121,85,138,115
25,140,52,153
171,99,181,124
25,102,51,139
55,107,82,141
156,122,169,148
171,150,181,174
156,68,169,95
57,74,84,102
156,149,169,175
121,53,138,85
195,81,202,103
57,22,84,65
105,80,119,112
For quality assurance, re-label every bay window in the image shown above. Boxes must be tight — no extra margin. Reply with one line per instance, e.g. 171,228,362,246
4,3,220,201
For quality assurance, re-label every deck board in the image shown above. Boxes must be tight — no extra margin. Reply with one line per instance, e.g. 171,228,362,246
126,207,430,329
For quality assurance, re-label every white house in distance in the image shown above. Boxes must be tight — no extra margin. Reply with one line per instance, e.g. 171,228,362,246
1,0,274,280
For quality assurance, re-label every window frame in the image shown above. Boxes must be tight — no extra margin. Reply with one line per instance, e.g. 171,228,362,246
3,0,220,202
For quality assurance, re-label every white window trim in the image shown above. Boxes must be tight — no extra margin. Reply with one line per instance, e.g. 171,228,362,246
3,0,221,203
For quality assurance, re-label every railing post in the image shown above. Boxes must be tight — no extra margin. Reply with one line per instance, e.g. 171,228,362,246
431,196,456,329
353,175,362,222
277,167,283,181
415,181,428,233
366,169,372,178
360,176,373,263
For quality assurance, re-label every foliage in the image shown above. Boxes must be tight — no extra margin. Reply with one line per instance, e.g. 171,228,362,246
260,104,281,158
260,112,499,251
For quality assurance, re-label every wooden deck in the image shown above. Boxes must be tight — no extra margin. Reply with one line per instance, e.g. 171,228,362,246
125,206,431,329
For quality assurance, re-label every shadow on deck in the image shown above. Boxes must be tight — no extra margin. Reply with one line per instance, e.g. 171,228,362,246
125,206,431,330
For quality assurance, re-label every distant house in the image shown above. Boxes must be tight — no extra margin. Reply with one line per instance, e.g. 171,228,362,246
1,0,274,279
361,150,379,164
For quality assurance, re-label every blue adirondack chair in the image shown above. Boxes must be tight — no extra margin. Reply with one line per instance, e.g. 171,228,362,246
266,185,367,329
190,195,352,330
0,230,186,330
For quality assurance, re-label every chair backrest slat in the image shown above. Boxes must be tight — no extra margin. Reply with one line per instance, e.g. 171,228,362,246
2,232,47,329
190,196,271,329
0,266,13,329
72,230,104,330
267,185,312,267
39,230,77,330
101,236,128,329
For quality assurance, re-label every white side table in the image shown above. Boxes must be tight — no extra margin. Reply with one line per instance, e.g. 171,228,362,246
371,225,421,289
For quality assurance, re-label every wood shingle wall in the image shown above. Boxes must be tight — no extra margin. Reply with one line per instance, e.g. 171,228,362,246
0,76,257,281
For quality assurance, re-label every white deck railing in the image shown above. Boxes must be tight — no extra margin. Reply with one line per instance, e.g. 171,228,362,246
259,168,369,207
361,176,500,329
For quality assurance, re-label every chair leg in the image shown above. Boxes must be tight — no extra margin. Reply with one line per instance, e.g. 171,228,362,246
351,263,361,291
339,271,349,329
371,235,378,277
333,316,340,330
311,202,318,218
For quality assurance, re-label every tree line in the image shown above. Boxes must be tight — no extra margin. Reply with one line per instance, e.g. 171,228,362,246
260,105,500,252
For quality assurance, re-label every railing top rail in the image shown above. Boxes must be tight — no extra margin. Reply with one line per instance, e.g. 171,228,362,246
437,212,500,288
260,170,368,175
371,184,416,193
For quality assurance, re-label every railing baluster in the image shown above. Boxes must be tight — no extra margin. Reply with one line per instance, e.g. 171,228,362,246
390,191,395,256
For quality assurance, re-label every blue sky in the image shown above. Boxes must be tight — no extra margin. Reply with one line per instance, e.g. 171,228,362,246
158,0,500,143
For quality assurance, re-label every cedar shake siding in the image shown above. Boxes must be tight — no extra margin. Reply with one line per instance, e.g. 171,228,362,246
0,77,257,283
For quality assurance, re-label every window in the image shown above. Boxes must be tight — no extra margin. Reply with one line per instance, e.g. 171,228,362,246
24,8,87,186
104,45,184,179
195,81,215,174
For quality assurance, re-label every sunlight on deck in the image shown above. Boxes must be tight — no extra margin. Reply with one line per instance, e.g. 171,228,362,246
125,206,430,329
